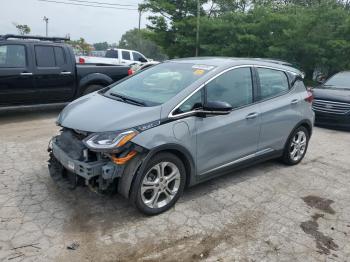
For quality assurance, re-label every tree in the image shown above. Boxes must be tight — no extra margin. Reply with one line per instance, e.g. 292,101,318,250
67,38,92,54
13,23,31,35
143,0,350,79
118,28,168,61
93,42,109,51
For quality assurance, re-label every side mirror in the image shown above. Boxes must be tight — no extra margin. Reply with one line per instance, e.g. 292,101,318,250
202,101,232,115
139,57,148,63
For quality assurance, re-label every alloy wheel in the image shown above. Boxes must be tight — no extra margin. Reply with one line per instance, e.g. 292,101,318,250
140,161,181,209
289,130,307,162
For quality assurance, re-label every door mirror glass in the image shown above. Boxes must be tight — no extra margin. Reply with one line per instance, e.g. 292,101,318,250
204,101,232,113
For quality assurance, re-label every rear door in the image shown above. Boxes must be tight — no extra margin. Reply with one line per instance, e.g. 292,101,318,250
256,67,302,151
0,43,37,106
195,67,261,176
33,45,75,103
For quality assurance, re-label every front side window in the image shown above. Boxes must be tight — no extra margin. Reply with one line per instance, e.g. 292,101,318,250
175,90,203,114
122,51,131,60
132,52,147,62
0,45,26,68
206,67,253,109
35,46,55,67
257,68,289,100
105,62,214,106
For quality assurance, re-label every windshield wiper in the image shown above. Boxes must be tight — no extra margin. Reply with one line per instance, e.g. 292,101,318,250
109,92,147,106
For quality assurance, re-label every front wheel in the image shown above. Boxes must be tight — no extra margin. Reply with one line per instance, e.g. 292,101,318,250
131,153,186,215
282,126,310,165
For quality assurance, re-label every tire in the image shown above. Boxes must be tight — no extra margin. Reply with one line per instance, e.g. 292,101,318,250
281,126,310,165
131,153,186,215
82,84,103,96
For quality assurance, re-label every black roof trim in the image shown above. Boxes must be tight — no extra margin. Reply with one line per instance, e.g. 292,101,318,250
0,34,70,42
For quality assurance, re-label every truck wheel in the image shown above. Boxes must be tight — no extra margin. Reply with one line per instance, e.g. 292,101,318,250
131,153,186,215
82,84,104,96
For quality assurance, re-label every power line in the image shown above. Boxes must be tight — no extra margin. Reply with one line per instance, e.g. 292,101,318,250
66,0,137,7
38,0,138,10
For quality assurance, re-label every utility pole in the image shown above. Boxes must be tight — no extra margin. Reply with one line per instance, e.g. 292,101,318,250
43,16,49,37
138,6,142,51
195,0,200,56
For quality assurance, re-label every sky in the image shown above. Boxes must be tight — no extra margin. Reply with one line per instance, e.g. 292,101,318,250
0,0,149,44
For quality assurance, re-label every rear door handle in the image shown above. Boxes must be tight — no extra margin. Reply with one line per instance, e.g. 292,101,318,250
291,99,299,105
20,72,33,76
246,112,259,119
60,71,72,75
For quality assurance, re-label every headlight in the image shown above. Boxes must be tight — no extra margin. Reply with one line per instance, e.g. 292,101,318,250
83,130,138,151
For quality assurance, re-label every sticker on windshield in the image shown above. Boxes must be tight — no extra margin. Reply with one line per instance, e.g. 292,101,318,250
192,64,215,71
193,69,205,75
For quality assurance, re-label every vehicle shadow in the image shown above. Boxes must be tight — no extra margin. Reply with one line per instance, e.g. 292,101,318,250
33,159,282,235
314,124,350,133
0,105,64,125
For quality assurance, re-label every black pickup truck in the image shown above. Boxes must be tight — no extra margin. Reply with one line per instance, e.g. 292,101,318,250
0,35,131,107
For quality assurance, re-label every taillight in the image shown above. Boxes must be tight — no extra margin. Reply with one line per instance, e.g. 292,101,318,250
128,68,134,75
305,88,314,103
78,57,85,64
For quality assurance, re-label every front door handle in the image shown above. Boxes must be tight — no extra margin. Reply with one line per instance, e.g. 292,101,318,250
60,71,72,75
246,112,259,119
20,72,33,76
291,99,299,105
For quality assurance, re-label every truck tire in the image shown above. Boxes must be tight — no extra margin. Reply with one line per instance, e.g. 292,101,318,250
82,84,104,96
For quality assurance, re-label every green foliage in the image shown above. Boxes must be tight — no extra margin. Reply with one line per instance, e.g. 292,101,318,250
142,0,350,79
67,38,92,54
13,24,31,35
93,42,109,51
118,28,168,61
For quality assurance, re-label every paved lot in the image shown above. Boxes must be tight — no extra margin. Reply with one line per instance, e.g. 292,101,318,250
0,109,350,262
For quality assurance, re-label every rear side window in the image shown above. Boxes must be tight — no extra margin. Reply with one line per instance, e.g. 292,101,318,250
257,68,289,100
105,50,118,58
122,51,131,60
54,47,66,66
35,46,55,67
0,45,26,68
206,67,253,109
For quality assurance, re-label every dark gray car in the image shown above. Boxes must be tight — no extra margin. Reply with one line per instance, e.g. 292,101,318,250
49,57,315,215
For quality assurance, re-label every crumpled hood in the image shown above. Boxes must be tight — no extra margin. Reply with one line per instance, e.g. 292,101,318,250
57,93,162,132
313,87,350,103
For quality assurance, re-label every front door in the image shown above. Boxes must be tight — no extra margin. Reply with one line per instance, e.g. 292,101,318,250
0,44,37,106
196,67,261,176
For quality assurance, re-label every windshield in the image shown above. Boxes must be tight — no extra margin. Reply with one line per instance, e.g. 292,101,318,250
324,72,350,89
105,62,214,105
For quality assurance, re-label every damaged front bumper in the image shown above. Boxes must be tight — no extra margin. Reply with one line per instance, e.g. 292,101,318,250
51,138,124,181
48,129,139,192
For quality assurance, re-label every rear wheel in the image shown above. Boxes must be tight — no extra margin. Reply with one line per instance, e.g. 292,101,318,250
282,126,309,165
131,153,186,215
82,84,104,96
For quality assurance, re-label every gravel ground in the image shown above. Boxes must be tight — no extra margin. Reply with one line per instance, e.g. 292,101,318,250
0,109,350,262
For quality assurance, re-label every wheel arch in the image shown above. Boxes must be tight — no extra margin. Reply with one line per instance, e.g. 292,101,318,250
118,143,196,200
78,73,113,95
283,119,313,150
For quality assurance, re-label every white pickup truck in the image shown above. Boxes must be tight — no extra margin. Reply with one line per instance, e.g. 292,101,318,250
77,48,150,66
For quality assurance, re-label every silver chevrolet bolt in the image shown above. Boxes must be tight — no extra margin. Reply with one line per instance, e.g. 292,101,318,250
49,57,314,215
